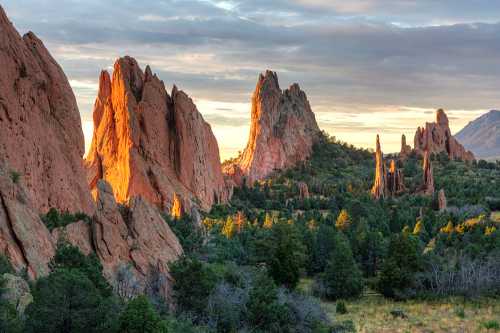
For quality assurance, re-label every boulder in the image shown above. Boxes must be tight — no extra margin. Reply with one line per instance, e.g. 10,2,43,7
0,5,94,214
1,273,32,314
223,71,321,186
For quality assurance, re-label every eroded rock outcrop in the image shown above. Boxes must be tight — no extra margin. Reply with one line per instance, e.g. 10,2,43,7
223,71,321,186
1,273,33,314
85,57,230,212
0,6,94,214
421,150,435,196
438,188,447,211
297,181,310,200
371,135,405,199
400,134,412,158
414,109,475,161
0,166,54,278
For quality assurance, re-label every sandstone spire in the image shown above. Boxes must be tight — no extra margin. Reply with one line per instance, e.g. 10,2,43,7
371,136,405,199
0,5,94,214
85,57,230,211
223,71,321,186
371,135,386,199
438,188,447,211
421,150,435,195
413,109,474,161
400,134,412,158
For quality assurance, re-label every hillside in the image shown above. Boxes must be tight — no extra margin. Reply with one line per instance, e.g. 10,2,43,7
455,110,500,160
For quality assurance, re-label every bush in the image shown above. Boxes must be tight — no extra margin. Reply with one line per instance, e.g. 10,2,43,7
170,256,217,318
118,295,167,333
336,301,347,314
315,234,364,300
41,208,90,231
0,255,14,275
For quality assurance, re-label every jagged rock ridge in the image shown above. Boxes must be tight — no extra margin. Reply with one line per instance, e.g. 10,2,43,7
85,57,230,212
224,70,321,186
413,109,474,161
0,6,94,214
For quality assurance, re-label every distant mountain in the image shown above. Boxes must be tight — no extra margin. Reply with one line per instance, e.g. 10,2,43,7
455,110,500,160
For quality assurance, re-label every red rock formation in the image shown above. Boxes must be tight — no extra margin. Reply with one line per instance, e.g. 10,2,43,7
438,189,447,211
297,181,310,200
170,193,182,219
371,136,405,199
414,109,475,161
85,57,230,211
0,6,94,214
421,150,435,196
93,180,182,297
223,71,320,186
400,134,412,158
0,166,54,278
371,135,387,199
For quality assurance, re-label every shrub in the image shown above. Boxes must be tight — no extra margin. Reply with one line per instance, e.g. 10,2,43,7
482,320,500,330
41,208,91,231
9,170,20,184
170,256,217,318
336,301,347,314
316,234,364,300
118,295,167,333
0,255,14,275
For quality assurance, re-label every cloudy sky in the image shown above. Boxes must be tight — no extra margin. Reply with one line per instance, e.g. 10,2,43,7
3,0,500,160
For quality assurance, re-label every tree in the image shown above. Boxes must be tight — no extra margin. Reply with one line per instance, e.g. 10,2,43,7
247,273,289,332
376,233,423,299
335,209,352,231
263,212,273,229
318,234,364,300
170,256,217,317
50,242,112,297
222,216,235,239
25,269,118,333
118,296,167,333
256,222,306,288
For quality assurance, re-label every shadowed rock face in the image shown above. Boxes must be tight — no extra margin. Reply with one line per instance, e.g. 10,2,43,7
400,134,412,158
85,57,230,212
414,109,475,161
0,6,94,214
224,71,320,186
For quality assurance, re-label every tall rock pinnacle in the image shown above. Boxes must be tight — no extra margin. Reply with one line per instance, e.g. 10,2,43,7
85,57,230,211
400,134,412,158
224,70,320,186
414,109,474,161
421,150,435,195
371,135,405,199
0,5,94,214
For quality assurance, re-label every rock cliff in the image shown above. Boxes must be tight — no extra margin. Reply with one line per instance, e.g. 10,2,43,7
421,150,435,196
414,109,474,161
224,71,321,186
85,57,230,212
0,6,94,214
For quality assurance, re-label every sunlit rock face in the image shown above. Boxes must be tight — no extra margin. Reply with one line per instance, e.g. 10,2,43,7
371,135,405,200
421,150,435,196
0,6,94,214
224,71,321,186
85,57,230,212
414,109,475,161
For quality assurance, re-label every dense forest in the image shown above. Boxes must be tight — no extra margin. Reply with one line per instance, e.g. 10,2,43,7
1,133,499,332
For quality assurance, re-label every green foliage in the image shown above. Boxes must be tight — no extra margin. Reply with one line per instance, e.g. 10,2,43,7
0,302,24,333
118,296,168,333
170,256,217,317
164,214,204,255
50,242,112,297
41,208,91,231
377,233,423,299
25,268,119,333
336,301,348,314
256,221,306,288
0,255,14,275
9,170,20,184
316,234,364,300
246,273,289,332
482,320,500,330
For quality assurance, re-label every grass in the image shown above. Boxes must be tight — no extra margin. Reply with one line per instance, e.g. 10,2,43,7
298,279,500,332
